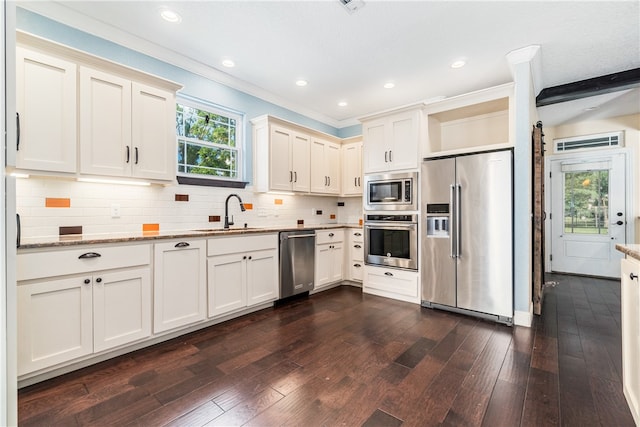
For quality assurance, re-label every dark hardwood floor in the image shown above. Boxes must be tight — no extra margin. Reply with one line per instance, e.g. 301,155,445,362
18,274,635,426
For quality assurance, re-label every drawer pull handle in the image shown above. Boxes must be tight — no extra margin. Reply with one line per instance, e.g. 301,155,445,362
631,273,638,281
354,263,361,267
79,252,101,259
384,272,393,277
175,242,190,248
354,232,362,236
354,244,362,249
328,233,334,237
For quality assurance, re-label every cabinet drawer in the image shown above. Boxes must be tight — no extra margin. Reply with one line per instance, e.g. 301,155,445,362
351,262,364,281
350,229,364,242
316,229,344,245
17,244,151,282
364,266,419,298
208,233,278,257
351,243,364,261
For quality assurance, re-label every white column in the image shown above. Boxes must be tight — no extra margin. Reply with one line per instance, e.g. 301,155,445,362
506,45,541,327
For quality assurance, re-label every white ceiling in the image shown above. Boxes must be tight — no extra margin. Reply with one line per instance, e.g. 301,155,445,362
20,1,640,129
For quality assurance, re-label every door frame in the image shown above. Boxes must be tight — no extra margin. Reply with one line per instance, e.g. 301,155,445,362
544,146,634,274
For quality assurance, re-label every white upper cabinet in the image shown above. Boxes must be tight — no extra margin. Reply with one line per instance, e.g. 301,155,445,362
361,107,422,174
423,83,514,157
16,47,77,173
310,137,340,195
80,66,132,177
341,139,362,196
16,32,182,181
131,82,176,181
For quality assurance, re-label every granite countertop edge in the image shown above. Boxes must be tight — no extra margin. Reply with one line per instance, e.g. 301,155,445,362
616,243,640,262
18,224,362,250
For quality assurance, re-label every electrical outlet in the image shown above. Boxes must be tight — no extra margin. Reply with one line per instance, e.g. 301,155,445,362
111,204,121,218
316,210,323,215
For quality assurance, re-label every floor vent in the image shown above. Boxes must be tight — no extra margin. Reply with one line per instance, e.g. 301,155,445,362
554,131,623,153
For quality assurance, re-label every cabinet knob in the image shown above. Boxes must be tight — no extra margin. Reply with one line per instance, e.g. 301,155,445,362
96,277,102,283
84,278,91,285
631,273,638,281
248,256,252,260
243,255,247,260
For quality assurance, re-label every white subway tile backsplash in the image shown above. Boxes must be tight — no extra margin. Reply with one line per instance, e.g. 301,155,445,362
16,177,363,238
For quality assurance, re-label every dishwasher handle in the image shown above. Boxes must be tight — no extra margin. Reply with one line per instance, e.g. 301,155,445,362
283,233,316,239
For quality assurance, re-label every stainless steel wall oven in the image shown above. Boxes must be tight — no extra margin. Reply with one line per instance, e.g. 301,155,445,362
364,213,418,270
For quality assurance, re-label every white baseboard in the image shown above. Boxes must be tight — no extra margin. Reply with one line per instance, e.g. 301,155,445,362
513,304,533,327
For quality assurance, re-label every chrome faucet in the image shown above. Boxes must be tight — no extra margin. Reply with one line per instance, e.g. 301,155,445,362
224,194,246,229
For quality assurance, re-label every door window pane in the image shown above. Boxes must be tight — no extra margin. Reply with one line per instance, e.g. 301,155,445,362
564,169,609,234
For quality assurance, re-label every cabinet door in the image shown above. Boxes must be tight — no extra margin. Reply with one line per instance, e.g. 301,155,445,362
342,142,362,196
153,240,207,333
387,109,420,171
80,66,132,177
310,138,327,193
93,267,151,352
291,132,311,192
330,243,344,283
131,82,176,180
16,47,77,173
17,276,92,375
362,118,387,174
622,258,640,425
315,244,332,288
246,249,279,306
325,142,341,194
208,253,247,317
269,125,293,191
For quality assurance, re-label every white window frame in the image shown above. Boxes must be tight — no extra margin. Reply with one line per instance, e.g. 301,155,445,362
176,96,244,182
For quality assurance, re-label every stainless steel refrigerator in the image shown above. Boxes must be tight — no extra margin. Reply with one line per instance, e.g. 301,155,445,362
421,149,513,325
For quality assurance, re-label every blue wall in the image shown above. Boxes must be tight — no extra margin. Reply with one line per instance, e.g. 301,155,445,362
17,8,364,183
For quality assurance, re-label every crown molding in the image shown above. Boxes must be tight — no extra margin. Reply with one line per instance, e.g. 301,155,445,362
506,45,543,96
17,3,359,129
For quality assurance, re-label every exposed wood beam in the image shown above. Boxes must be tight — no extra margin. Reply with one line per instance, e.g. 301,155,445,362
536,68,640,107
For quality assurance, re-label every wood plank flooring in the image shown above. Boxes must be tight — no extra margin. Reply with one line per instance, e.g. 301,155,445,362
18,274,636,426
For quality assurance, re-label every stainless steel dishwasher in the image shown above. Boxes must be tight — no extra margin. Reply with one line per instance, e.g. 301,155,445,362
279,230,316,298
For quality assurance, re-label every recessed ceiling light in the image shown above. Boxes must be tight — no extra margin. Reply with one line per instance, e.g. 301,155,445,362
451,60,466,69
222,59,235,68
338,101,348,107
384,82,395,89
160,8,182,23
295,79,308,87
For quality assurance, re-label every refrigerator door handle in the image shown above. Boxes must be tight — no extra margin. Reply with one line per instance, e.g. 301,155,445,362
456,184,462,258
450,184,456,258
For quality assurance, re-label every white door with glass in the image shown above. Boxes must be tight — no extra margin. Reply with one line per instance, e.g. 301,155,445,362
550,153,626,278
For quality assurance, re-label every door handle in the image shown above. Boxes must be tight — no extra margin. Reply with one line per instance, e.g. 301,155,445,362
613,220,624,226
630,273,638,280
456,184,461,258
294,171,297,182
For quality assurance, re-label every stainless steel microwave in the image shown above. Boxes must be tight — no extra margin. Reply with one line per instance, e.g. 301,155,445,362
364,172,417,211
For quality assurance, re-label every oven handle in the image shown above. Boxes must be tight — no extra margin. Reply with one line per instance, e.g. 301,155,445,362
363,223,417,230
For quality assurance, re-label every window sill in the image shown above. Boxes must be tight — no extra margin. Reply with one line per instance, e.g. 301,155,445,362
177,176,248,189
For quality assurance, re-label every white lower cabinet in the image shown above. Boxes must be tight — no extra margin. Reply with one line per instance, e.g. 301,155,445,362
207,234,278,318
621,257,640,425
315,229,344,290
153,240,207,333
17,244,151,376
363,265,419,304
349,229,364,282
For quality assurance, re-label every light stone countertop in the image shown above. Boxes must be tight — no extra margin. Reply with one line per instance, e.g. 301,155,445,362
616,244,640,262
18,224,361,250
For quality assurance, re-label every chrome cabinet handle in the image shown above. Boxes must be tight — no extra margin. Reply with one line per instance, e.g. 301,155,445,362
175,242,190,248
79,252,101,259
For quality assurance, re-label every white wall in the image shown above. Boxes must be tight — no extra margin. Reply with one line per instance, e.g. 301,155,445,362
545,113,640,243
16,178,363,238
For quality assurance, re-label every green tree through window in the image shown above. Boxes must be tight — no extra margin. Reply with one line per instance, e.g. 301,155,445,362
176,102,241,179
563,169,609,234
